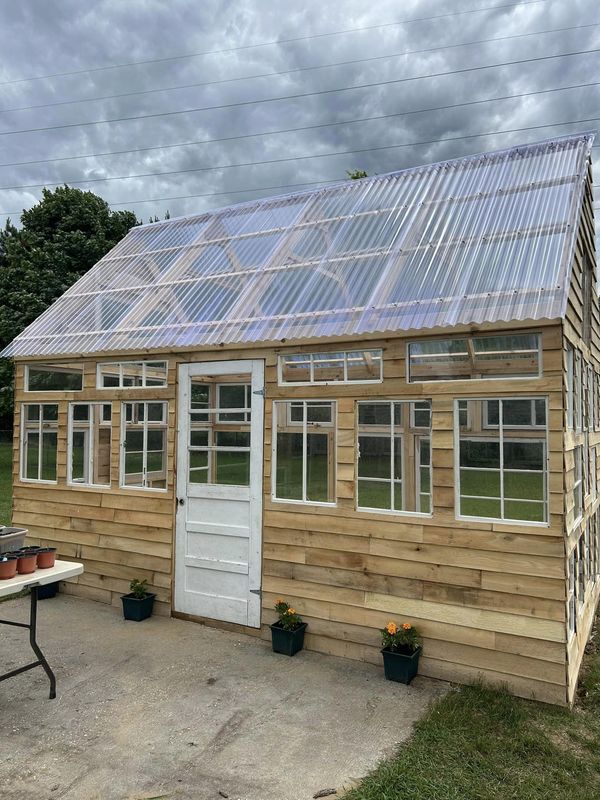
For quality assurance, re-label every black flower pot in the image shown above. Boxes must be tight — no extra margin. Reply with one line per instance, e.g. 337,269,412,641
270,621,308,656
37,581,59,600
381,645,422,684
121,592,156,621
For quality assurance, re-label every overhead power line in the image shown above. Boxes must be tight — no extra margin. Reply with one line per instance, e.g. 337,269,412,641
0,45,597,138
0,116,596,217
0,0,548,87
2,20,595,115
2,114,598,192
0,81,595,170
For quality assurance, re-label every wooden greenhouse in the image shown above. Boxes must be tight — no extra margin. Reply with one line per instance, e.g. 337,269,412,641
3,133,598,705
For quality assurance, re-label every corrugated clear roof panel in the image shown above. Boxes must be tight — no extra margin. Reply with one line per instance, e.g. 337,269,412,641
2,133,593,359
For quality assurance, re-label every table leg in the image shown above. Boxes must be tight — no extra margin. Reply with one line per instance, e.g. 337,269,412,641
28,586,56,699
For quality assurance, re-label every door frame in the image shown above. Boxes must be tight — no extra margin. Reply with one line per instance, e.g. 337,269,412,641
174,358,265,627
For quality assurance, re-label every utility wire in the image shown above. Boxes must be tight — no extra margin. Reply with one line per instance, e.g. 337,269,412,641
2,20,594,115
0,45,597,139
0,117,596,216
2,115,598,192
0,81,596,170
0,0,548,87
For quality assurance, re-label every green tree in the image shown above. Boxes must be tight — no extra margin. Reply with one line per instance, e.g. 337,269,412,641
0,186,138,428
347,169,368,179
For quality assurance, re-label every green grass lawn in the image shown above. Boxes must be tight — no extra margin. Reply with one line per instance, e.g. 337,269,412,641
0,439,12,523
344,623,600,800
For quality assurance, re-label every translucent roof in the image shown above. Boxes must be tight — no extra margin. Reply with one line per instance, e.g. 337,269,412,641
3,133,594,359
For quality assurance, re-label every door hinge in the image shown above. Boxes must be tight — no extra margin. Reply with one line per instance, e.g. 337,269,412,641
253,388,265,397
249,588,262,597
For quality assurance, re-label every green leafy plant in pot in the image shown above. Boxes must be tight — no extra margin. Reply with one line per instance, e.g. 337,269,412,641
121,578,156,622
380,620,422,684
270,599,307,656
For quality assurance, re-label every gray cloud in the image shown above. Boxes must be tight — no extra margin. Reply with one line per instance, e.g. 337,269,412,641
0,0,597,224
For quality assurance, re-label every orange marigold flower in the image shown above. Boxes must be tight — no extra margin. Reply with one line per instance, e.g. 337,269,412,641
386,622,398,635
402,623,412,630
287,608,296,615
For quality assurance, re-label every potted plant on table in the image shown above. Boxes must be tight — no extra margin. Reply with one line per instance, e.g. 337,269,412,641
121,578,156,622
380,620,422,685
270,599,308,656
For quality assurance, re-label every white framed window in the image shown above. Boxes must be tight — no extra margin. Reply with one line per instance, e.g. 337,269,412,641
566,344,574,430
216,384,251,423
272,400,336,505
97,360,167,388
587,365,594,432
483,398,546,429
25,364,83,392
574,445,583,525
278,349,382,385
356,400,432,516
591,446,597,501
120,401,167,490
577,532,586,609
20,403,58,483
408,333,541,382
68,403,112,487
455,397,548,525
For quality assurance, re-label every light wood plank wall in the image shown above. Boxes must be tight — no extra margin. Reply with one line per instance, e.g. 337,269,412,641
11,317,568,704
563,166,600,704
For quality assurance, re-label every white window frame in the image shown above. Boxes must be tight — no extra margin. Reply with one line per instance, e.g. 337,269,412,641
216,383,252,423
356,399,432,518
482,398,546,429
407,332,542,383
271,400,337,507
277,349,383,386
574,350,582,432
67,403,112,488
97,360,168,389
119,401,168,492
568,548,577,638
454,396,549,527
25,363,84,392
20,403,59,484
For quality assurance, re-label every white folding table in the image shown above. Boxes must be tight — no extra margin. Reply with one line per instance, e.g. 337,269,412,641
0,560,83,699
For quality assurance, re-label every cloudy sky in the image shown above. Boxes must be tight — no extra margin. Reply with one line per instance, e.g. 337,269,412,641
0,0,597,225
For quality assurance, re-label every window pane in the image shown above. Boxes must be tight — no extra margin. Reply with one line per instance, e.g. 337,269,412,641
347,350,382,382
280,353,311,383
218,384,248,421
25,432,39,479
306,433,330,502
460,469,501,498
145,361,168,386
393,436,402,481
42,404,58,422
215,431,250,448
503,441,544,471
502,399,534,426
99,364,120,387
190,430,209,447
27,365,83,391
191,382,210,416
41,432,57,481
95,427,111,486
215,450,250,485
358,436,390,479
409,338,469,381
412,401,431,428
358,479,390,510
504,500,545,523
276,432,303,500
486,400,500,426
358,403,390,426
393,481,404,511
147,403,165,422
460,440,500,469
122,362,144,387
71,430,87,482
504,471,544,501
307,403,332,424
73,404,89,422
461,497,502,518
189,450,208,483
313,352,344,382
26,405,40,422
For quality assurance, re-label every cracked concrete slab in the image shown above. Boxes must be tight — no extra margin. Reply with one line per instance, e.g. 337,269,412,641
0,595,447,800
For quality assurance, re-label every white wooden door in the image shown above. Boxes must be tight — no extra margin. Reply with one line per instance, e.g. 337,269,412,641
174,359,264,627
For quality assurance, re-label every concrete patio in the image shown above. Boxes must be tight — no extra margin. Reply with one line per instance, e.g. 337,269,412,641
0,593,447,800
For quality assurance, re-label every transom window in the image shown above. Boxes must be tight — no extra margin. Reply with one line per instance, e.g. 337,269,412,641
188,378,251,486
121,402,167,490
68,403,112,487
456,397,548,524
21,404,58,483
408,333,540,382
357,400,432,515
278,349,382,385
273,400,336,504
26,364,83,392
98,360,167,388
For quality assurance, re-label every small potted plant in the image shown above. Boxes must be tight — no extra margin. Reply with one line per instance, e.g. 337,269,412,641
36,547,57,569
0,554,18,580
270,599,308,656
121,578,156,622
380,620,422,684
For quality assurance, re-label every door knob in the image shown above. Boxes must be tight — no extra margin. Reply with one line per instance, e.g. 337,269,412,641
177,497,185,506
